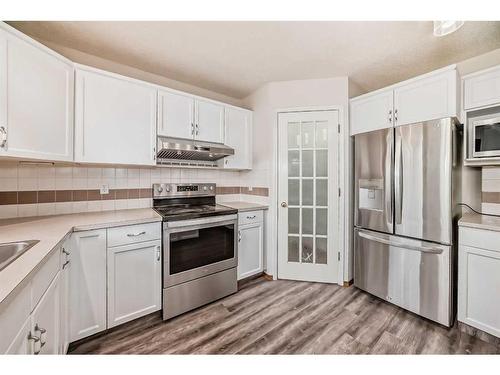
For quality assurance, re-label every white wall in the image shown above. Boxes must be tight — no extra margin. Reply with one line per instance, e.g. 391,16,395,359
243,77,349,280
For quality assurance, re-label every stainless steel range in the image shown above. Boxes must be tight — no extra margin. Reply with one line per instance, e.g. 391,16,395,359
152,183,238,320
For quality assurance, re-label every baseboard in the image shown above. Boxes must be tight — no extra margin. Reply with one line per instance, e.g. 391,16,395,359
262,273,273,281
343,279,354,287
458,321,500,346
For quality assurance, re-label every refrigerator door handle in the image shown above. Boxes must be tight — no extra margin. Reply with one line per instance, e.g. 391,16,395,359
394,128,403,224
357,230,444,254
385,130,393,226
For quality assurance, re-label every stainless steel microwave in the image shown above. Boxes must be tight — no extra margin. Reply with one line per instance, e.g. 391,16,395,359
472,116,500,158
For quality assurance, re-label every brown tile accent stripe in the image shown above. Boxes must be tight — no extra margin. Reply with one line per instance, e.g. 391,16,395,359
18,191,37,204
217,186,269,197
0,186,268,205
482,191,500,204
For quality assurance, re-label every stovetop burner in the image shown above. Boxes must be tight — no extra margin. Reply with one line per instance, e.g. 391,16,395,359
153,203,236,221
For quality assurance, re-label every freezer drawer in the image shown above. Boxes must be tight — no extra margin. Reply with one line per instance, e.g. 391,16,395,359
354,228,453,326
354,128,393,234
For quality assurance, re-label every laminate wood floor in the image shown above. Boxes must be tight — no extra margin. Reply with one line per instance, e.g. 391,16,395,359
68,277,500,354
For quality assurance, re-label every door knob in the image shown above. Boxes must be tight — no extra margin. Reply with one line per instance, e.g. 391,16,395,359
281,202,288,208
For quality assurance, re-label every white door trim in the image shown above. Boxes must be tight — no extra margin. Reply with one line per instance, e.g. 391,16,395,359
273,105,346,286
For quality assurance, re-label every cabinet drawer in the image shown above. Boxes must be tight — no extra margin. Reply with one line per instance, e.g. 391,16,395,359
459,227,500,253
31,249,60,311
107,222,161,247
238,210,263,225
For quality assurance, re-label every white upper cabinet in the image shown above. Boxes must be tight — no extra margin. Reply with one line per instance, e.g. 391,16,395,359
223,107,252,169
74,67,157,165
350,90,393,135
394,69,457,126
157,90,194,140
350,66,458,135
0,25,74,161
464,66,500,110
195,99,225,143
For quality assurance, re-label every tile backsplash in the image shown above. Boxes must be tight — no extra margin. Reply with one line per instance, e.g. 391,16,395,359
481,167,500,215
0,164,269,219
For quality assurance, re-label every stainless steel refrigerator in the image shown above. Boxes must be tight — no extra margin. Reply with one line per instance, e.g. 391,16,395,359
354,117,461,327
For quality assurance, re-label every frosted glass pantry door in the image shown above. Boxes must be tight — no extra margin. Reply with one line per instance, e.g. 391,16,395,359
277,110,339,283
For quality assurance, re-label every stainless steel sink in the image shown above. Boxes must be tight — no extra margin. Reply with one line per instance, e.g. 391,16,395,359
0,240,40,271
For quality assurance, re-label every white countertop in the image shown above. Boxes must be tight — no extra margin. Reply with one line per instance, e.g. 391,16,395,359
0,208,162,305
220,201,269,212
458,213,500,232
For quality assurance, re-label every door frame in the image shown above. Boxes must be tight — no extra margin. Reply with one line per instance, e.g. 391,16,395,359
273,105,347,286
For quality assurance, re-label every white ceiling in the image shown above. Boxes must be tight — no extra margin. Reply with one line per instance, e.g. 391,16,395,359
8,21,500,99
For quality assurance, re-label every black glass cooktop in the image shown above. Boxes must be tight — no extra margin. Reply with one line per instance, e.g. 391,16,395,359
153,203,237,222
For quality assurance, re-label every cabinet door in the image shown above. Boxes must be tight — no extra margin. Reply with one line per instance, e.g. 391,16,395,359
195,99,224,143
0,27,74,161
458,245,500,338
31,273,61,354
350,90,394,135
59,242,70,354
157,90,194,140
223,107,252,169
107,240,162,328
394,69,457,126
5,316,33,354
464,67,500,110
74,68,156,165
237,222,264,280
69,230,107,342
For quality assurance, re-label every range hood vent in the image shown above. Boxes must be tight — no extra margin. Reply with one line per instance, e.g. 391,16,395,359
156,137,234,162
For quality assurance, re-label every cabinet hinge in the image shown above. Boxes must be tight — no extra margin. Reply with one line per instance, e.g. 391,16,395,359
338,123,341,133
338,188,341,197
338,252,341,261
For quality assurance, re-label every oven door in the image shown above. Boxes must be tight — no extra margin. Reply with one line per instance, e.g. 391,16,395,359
164,214,238,287
473,116,500,158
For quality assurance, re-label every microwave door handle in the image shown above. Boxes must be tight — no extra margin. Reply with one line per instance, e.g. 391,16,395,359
357,230,443,254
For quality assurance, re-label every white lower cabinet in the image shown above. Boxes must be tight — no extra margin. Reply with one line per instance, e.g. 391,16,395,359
5,316,32,354
31,273,61,354
69,229,107,342
458,227,500,338
237,210,264,280
107,240,162,328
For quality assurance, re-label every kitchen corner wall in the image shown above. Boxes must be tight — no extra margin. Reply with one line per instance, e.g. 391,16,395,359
0,163,269,219
481,167,500,215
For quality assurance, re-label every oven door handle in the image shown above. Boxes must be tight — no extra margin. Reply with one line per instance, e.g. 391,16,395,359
165,214,238,228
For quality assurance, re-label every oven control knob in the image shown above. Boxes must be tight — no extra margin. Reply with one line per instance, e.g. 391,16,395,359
165,185,171,192
203,186,208,191
209,186,214,191
157,186,163,193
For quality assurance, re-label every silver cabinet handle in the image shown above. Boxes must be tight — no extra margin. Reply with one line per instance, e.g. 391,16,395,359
246,215,256,219
357,230,443,254
156,246,161,261
63,260,70,269
62,247,70,256
191,123,194,136
195,123,199,136
238,230,242,242
35,324,47,346
394,109,398,122
388,110,392,123
0,126,7,148
28,332,41,354
127,231,146,237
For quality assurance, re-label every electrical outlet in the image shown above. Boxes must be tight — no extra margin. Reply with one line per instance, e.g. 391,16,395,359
100,184,109,195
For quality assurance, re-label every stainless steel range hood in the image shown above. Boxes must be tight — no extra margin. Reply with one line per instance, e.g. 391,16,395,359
156,137,234,163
